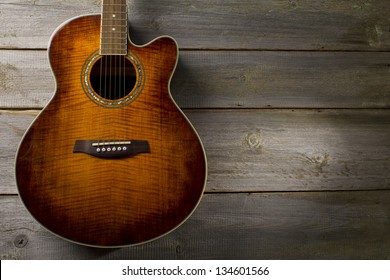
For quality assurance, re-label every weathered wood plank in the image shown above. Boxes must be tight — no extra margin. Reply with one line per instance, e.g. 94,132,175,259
0,1,100,50
1,191,390,259
196,109,390,192
1,109,389,194
0,50,54,108
1,50,389,109
0,111,36,195
0,0,389,50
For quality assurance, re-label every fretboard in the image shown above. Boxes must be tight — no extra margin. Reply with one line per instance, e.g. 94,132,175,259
100,0,128,55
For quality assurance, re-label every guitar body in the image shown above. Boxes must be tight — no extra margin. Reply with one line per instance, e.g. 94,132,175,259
15,15,206,247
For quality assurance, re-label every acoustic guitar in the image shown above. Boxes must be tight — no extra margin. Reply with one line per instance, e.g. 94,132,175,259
15,0,206,247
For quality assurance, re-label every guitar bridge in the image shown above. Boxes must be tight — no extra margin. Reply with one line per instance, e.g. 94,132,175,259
73,140,150,159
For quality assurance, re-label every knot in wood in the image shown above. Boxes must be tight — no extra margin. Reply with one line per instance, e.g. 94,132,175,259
13,234,28,248
244,132,263,149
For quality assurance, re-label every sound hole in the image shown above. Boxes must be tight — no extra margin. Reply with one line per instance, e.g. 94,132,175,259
89,55,136,100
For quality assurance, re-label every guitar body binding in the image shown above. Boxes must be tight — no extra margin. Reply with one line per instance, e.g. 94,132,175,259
15,14,207,247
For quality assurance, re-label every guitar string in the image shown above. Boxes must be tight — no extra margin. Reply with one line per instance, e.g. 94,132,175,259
98,43,103,150
123,53,126,143
110,2,115,150
113,53,116,148
102,0,109,151
104,36,109,150
108,3,114,148
99,1,128,151
117,1,121,149
118,52,126,144
98,1,105,151
116,1,120,149
113,1,120,148
106,2,113,152
123,2,127,144
102,1,107,151
109,54,113,147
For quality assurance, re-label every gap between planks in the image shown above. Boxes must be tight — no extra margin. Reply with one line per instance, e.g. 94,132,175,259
1,47,390,52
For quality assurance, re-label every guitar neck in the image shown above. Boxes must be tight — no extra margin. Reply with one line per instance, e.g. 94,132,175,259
100,0,128,55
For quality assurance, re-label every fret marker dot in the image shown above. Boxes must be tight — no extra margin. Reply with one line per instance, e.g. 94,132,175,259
113,14,116,18
112,28,116,31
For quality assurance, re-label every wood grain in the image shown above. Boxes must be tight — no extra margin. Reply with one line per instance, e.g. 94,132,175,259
1,50,389,109
2,191,390,259
0,0,389,50
1,0,389,259
14,15,206,247
2,109,390,194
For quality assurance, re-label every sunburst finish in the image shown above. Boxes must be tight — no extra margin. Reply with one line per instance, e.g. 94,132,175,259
15,14,206,247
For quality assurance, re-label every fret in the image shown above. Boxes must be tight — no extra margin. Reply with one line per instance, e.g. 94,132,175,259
102,9,127,13
102,18,127,22
103,17,127,21
102,33,128,37
101,47,127,50
102,21,127,25
101,25,128,29
102,14,128,18
100,35,127,38
102,27,127,33
102,4,127,13
99,48,128,55
101,47,128,51
100,37,127,41
100,0,128,55
100,46,127,49
101,22,127,25
102,42,123,46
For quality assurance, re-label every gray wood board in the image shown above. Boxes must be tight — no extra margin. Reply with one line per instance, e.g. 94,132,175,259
0,0,389,50
1,191,390,259
1,109,389,194
1,50,389,109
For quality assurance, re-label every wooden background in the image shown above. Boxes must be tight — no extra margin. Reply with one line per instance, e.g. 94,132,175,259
1,0,389,259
